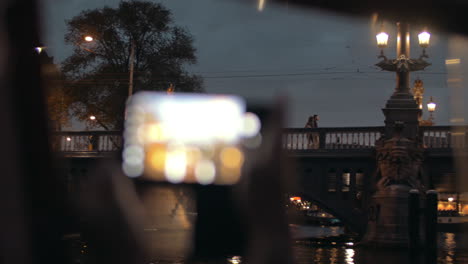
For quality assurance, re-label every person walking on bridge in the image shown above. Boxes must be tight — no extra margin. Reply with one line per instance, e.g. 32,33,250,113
305,115,319,149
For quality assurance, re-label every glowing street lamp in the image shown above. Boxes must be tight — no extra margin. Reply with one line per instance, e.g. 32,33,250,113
418,31,430,57
89,115,96,121
84,35,94,42
427,97,436,113
376,31,389,48
376,31,389,58
426,96,436,125
418,31,431,48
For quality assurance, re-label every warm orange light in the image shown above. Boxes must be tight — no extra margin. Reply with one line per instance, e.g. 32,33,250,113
290,196,302,201
446,204,456,210
462,205,468,215
138,123,165,143
438,201,457,211
220,147,244,169
438,203,444,211
376,32,389,48
167,83,175,94
146,144,166,174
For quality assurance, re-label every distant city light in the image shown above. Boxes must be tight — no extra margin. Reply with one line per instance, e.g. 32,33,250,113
290,196,302,202
228,256,242,264
445,58,461,65
450,118,465,123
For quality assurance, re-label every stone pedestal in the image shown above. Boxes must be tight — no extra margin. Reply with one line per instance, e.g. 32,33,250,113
362,184,411,247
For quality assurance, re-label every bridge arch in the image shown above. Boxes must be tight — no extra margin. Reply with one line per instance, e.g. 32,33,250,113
291,192,367,235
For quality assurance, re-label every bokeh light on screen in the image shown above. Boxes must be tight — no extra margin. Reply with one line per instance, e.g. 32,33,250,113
194,159,216,185
164,144,187,183
242,112,261,138
220,147,244,169
122,92,260,185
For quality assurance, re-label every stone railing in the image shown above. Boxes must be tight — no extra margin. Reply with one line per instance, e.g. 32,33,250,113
282,127,385,150
50,126,468,154
420,126,468,149
50,131,122,153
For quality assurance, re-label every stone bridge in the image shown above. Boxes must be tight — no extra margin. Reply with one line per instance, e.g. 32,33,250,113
52,125,468,234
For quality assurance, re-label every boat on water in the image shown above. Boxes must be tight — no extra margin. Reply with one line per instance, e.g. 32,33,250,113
287,196,343,226
438,211,468,232
437,193,468,232
305,210,343,226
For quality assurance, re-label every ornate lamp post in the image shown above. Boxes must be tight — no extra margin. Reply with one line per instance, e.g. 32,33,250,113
362,22,433,248
375,23,431,139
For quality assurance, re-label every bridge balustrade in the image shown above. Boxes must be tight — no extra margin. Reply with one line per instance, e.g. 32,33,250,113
421,126,468,149
49,126,468,154
282,127,384,150
51,131,122,153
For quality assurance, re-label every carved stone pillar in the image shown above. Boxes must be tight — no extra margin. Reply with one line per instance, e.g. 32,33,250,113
362,124,425,247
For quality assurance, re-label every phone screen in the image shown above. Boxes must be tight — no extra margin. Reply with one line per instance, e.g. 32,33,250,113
122,92,261,185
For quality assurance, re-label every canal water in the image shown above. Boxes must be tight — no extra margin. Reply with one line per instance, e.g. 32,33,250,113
68,186,468,264
292,226,468,264
68,226,468,264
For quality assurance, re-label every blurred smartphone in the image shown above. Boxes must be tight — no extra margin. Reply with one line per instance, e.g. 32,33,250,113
122,92,261,185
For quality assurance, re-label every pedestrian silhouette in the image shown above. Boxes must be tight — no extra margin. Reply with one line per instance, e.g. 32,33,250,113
305,115,319,149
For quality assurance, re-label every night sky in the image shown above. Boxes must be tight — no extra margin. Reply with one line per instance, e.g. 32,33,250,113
42,0,467,128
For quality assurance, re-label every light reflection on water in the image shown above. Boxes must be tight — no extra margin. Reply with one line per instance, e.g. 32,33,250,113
345,248,354,264
293,229,468,264
444,233,456,264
